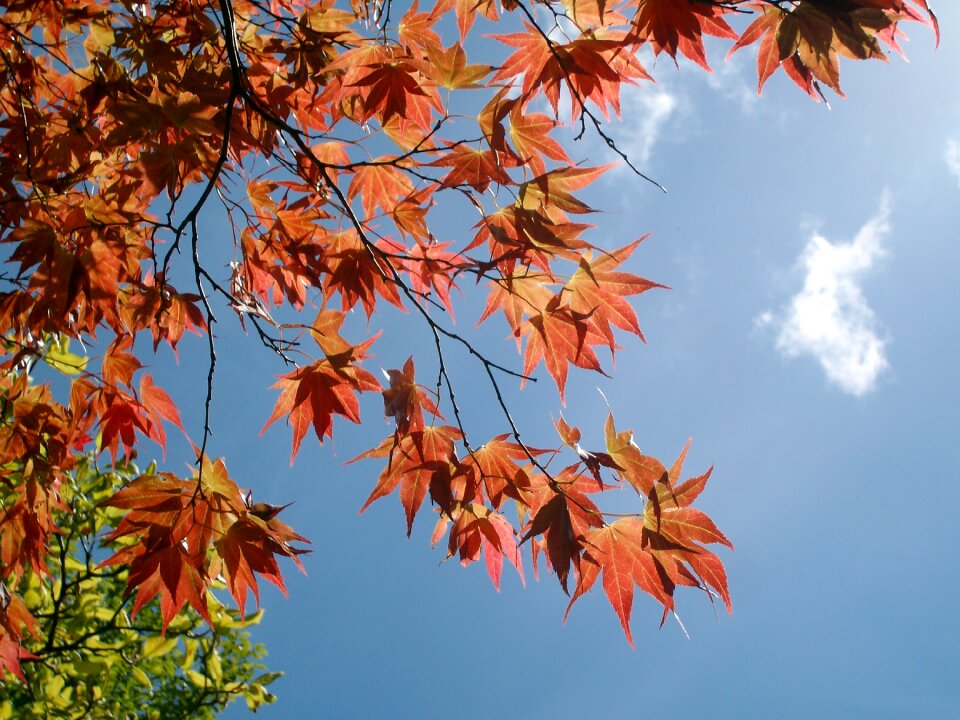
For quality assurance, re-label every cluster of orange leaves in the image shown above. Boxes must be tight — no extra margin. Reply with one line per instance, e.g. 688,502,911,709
357,356,732,647
0,0,935,679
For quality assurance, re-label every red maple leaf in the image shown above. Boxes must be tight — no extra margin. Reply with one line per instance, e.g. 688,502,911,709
262,355,381,463
355,424,462,535
572,518,675,646
349,58,442,129
494,27,650,118
522,467,606,592
380,356,443,435
322,230,405,318
214,515,307,617
421,43,493,90
603,412,671,495
508,106,572,176
101,474,212,629
381,237,466,316
563,237,665,350
520,295,609,400
429,143,518,192
347,159,416,218
0,592,39,682
447,503,524,590
459,435,542,509
631,0,736,70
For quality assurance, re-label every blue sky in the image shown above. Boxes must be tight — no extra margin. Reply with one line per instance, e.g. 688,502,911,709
130,6,960,718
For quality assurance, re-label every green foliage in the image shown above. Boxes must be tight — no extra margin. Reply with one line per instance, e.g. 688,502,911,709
0,455,279,718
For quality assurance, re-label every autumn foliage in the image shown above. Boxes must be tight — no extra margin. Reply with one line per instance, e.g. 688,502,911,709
0,0,936,683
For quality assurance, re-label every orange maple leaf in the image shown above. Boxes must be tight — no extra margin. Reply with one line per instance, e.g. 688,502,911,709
380,356,443,434
563,237,665,350
631,0,736,70
215,515,307,617
0,592,39,681
520,296,609,400
446,503,524,590
355,425,462,535
262,356,381,463
573,518,676,647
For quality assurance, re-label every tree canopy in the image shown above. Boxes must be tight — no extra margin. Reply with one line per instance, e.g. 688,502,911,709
0,0,937,701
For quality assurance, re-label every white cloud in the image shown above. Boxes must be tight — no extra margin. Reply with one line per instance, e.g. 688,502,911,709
617,86,678,167
758,199,892,396
703,51,758,114
946,139,960,187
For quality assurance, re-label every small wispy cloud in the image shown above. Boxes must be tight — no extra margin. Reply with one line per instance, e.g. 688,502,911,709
946,139,960,187
757,198,892,396
617,85,678,167
704,51,758,114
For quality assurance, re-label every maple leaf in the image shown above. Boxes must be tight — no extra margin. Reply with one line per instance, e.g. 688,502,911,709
100,335,142,387
398,3,444,53
522,467,606,592
640,444,733,612
520,295,609,400
727,1,931,99
631,0,737,70
262,354,381,463
554,416,582,448
121,275,207,353
101,465,307,623
460,435,542,509
469,206,592,276
121,528,212,628
389,190,434,243
214,516,306,617
603,411,677,496
429,143,518,192
100,472,212,629
477,269,556,337
571,518,676,646
446,503,524,590
159,91,219,135
322,230,406,318
522,493,580,593
380,356,442,434
422,43,493,90
96,391,152,462
349,58,442,129
355,425,462,535
494,26,651,118
347,159,416,218
381,236,466,316
517,164,613,215
101,473,210,569
0,591,39,682
102,472,194,515
508,107,572,176
563,237,664,350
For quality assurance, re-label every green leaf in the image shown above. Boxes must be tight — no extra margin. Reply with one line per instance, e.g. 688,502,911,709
42,337,88,375
142,635,178,659
207,650,223,684
184,668,209,687
132,666,153,690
